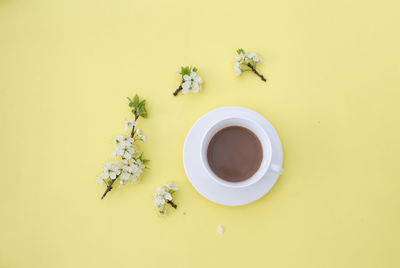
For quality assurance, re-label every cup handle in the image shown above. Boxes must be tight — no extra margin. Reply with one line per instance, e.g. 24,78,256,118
270,164,283,175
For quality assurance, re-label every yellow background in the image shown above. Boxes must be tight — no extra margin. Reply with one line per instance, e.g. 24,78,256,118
1,0,399,267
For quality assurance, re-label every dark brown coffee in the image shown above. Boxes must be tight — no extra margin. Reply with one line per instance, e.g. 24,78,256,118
207,126,263,182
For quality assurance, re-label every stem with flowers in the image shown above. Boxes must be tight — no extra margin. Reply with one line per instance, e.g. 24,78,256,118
173,66,203,96
99,94,148,200
234,48,267,82
154,182,179,216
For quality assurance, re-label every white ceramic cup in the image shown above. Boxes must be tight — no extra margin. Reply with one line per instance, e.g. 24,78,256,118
200,117,283,188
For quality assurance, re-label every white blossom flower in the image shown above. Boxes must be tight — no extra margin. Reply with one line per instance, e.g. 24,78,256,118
134,159,145,177
181,80,192,94
99,162,122,183
114,135,134,148
112,134,138,159
154,196,166,208
234,62,243,76
118,157,146,185
114,135,124,145
251,52,263,63
235,53,245,62
182,71,203,94
112,144,136,159
135,128,147,142
165,182,179,191
154,182,179,216
174,66,203,96
125,119,137,132
120,159,136,180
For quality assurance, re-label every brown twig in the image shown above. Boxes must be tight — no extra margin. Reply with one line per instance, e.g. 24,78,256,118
173,79,184,96
101,177,118,199
247,63,266,82
130,109,139,138
167,200,177,209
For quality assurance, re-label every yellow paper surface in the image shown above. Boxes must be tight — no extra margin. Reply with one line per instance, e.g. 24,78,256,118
1,0,400,267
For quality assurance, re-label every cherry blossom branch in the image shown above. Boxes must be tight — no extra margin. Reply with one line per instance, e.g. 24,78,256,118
235,49,267,82
99,94,148,200
101,111,139,200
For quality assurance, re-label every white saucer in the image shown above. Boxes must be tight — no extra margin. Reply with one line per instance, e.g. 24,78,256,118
183,106,284,206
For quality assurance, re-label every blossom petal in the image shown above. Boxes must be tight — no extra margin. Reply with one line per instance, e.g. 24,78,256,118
182,81,191,91
192,82,200,92
194,76,202,83
164,192,172,200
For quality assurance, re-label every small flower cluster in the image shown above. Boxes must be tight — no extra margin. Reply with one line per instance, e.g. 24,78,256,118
99,130,147,186
154,182,179,216
99,95,148,199
234,48,266,82
173,66,203,96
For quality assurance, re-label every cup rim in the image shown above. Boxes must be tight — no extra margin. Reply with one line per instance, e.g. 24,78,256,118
200,116,272,188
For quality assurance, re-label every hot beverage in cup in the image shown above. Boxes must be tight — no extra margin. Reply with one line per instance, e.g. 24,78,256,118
207,126,263,182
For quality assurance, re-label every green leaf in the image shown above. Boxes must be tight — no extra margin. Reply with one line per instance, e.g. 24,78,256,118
236,48,245,54
142,159,150,164
138,99,146,108
181,66,190,76
133,94,139,107
139,105,147,118
127,97,134,107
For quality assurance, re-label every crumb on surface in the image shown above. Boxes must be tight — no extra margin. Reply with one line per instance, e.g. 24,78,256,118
218,225,224,235
183,210,187,215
